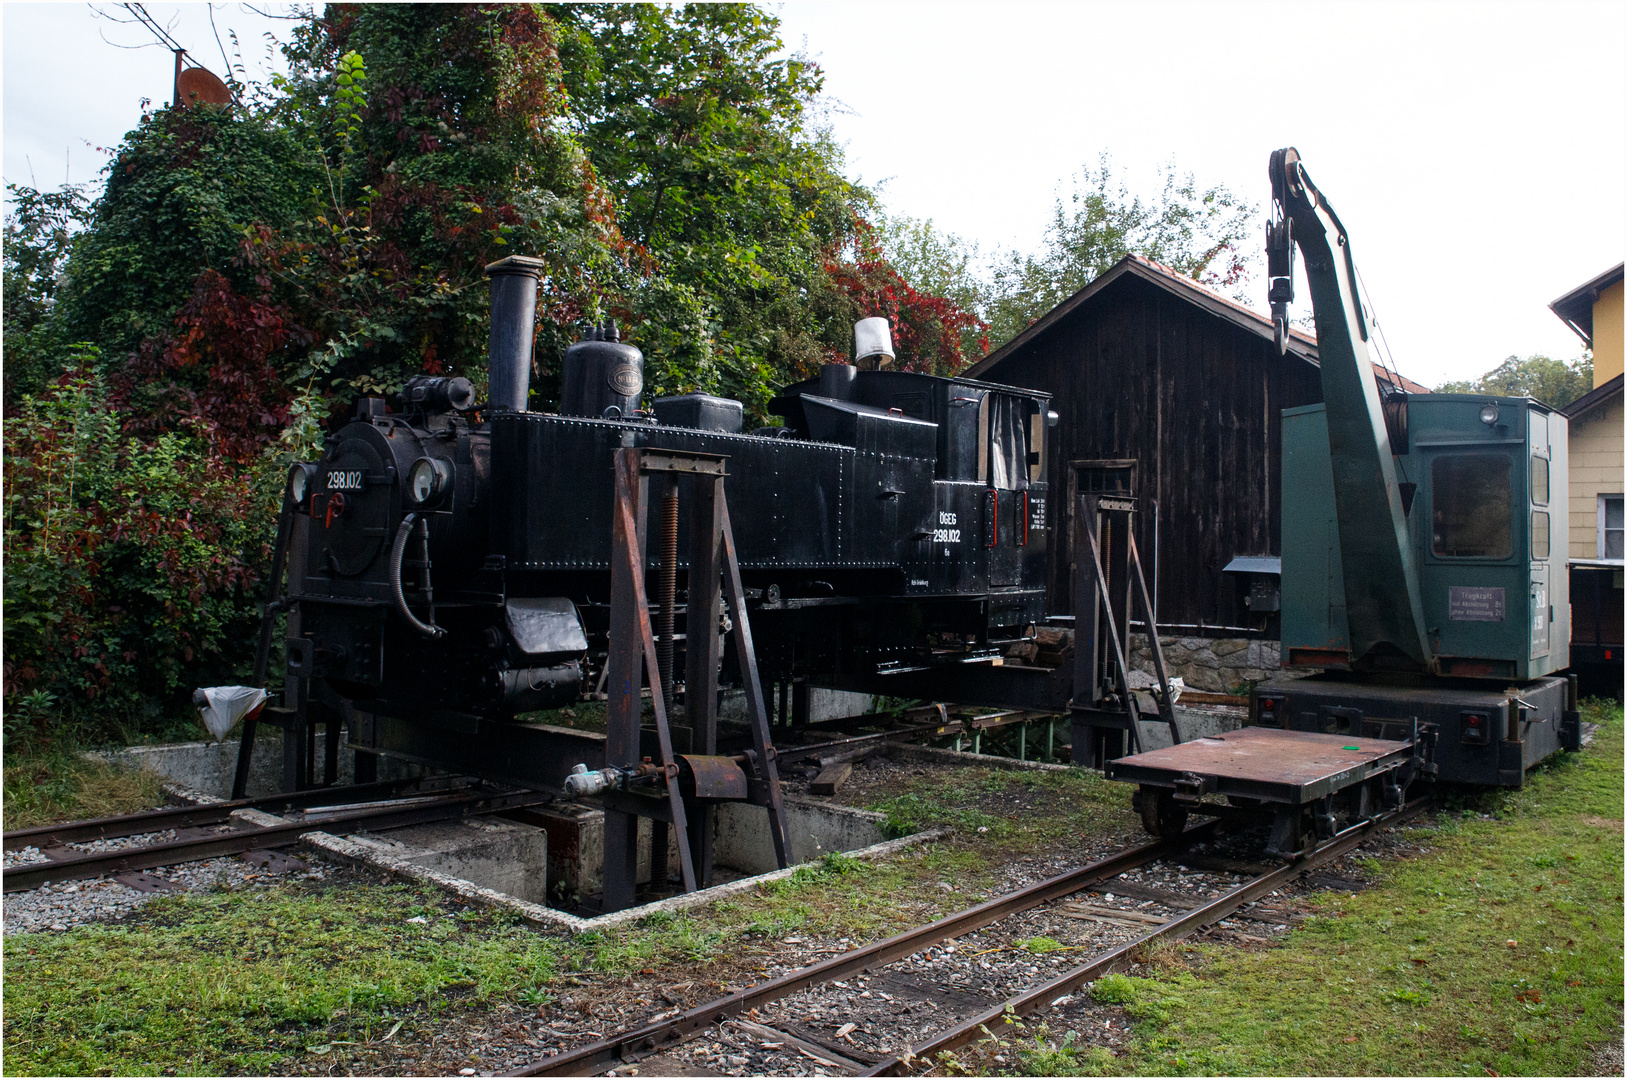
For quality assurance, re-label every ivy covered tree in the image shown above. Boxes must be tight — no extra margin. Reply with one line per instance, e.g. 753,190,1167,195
55,109,320,367
252,3,632,414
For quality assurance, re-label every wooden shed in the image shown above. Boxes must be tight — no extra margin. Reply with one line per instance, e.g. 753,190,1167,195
965,254,1426,645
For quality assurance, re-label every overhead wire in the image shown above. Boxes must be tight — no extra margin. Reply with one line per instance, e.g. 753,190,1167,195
1355,264,1407,394
206,3,243,94
115,3,195,61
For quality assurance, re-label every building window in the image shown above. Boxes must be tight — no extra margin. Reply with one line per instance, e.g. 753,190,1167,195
1600,494,1624,560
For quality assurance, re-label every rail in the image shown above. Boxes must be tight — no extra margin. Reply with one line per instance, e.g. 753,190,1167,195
2,777,451,851
508,800,1426,1077
3,786,548,893
864,798,1428,1074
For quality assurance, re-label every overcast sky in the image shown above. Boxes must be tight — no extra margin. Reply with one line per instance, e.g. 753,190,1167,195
5,2,1623,388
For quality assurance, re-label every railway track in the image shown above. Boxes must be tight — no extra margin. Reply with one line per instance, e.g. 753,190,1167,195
510,799,1427,1077
2,781,547,894
0,714,1012,898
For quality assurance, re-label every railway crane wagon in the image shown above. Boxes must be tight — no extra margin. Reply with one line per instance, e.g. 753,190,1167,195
1111,148,1583,854
1251,147,1581,781
253,255,1055,908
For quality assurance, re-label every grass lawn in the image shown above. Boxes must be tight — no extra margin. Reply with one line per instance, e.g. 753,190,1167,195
2,749,168,831
1018,699,1625,1077
0,764,1130,1075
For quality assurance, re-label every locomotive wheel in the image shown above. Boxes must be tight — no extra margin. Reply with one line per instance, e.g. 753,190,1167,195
1137,786,1189,839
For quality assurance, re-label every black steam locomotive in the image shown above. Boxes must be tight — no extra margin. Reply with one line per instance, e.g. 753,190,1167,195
275,257,1054,789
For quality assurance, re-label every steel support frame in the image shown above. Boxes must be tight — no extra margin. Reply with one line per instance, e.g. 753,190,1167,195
602,448,790,913
1070,481,1181,769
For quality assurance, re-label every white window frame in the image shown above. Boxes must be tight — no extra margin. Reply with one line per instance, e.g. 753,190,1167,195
1599,493,1625,561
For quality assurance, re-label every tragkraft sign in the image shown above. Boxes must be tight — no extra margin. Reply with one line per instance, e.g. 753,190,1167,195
1448,586,1505,622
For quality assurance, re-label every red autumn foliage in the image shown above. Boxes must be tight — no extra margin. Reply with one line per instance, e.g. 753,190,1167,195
113,269,313,462
820,220,989,378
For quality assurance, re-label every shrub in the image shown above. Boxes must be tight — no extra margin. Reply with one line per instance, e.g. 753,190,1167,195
3,362,273,744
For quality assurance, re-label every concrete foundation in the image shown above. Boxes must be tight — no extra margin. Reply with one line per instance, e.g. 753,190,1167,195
344,818,550,903
516,793,892,903
1141,703,1249,750
715,796,890,875
522,805,675,902
304,825,949,934
718,686,875,723
93,731,421,800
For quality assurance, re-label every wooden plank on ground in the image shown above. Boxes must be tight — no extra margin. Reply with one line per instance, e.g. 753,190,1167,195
729,1018,865,1072
1057,902,1170,927
809,762,854,796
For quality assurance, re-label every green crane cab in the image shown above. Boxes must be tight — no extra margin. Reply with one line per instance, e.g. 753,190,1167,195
1281,393,1567,681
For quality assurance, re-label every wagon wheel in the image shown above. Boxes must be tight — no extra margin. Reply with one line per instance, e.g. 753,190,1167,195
1136,785,1189,839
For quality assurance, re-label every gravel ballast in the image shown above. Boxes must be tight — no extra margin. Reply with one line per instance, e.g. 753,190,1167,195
3,826,331,936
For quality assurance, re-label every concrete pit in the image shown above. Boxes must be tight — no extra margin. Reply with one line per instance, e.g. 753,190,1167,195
94,731,919,931
90,699,1243,931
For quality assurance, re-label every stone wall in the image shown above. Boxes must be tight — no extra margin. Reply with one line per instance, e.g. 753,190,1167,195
1128,633,1285,693
1005,628,1299,694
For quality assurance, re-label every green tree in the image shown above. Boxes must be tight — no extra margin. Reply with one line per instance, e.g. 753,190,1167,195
2,183,94,407
548,3,866,411
874,214,988,359
985,154,1257,349
814,221,988,377
1435,353,1594,409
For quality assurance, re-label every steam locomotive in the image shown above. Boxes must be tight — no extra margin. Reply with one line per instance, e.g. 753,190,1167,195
279,257,1055,760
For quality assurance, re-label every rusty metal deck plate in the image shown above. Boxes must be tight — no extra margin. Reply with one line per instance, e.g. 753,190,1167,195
1105,726,1413,805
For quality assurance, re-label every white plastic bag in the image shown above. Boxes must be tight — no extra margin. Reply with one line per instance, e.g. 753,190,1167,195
192,685,268,742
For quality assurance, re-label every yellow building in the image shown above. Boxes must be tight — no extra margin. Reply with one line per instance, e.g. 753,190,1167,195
1551,263,1623,696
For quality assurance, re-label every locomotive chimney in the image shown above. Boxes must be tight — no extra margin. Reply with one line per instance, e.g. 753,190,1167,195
485,255,546,411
